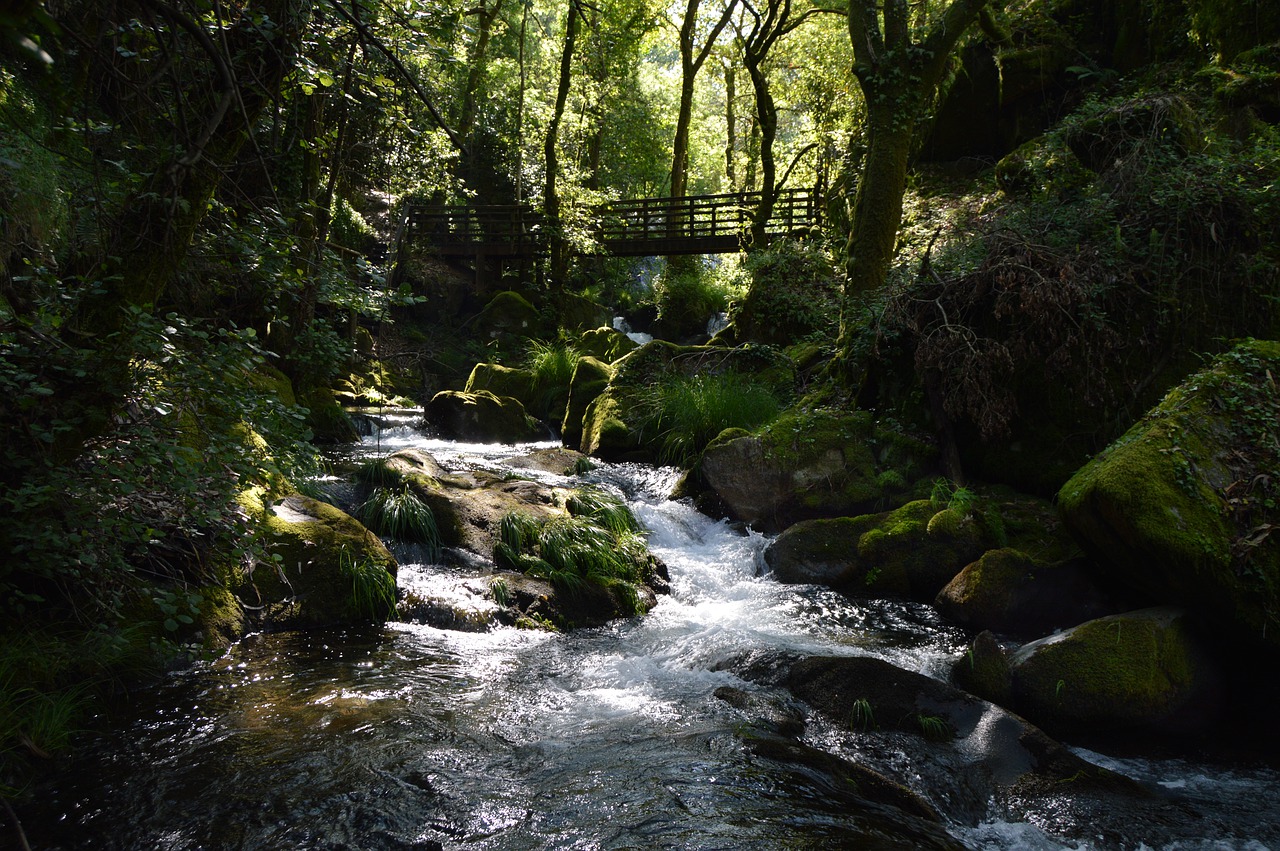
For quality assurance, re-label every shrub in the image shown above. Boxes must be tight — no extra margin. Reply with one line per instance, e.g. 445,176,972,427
523,339,581,420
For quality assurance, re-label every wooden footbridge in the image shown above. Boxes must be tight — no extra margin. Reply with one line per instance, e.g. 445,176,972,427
392,189,821,283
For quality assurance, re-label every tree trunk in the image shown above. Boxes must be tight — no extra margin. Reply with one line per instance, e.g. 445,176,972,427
745,55,777,246
545,0,579,285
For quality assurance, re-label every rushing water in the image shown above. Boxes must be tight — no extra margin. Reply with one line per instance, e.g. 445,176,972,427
17,416,1280,850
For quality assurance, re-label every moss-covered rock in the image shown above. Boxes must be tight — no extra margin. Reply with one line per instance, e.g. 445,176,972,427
953,630,1013,706
1058,339,1280,654
579,341,794,462
575,326,638,363
729,240,841,347
424,389,545,444
232,490,398,629
765,499,993,601
561,356,613,450
298,384,359,444
935,550,1119,638
697,408,935,531
1066,94,1203,172
557,292,612,331
1007,607,1225,737
464,363,536,405
474,290,544,340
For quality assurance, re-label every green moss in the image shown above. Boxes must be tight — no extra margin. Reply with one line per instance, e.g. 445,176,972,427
1059,340,1280,649
576,327,638,363
561,356,613,449
464,363,536,403
580,393,638,458
1009,608,1218,733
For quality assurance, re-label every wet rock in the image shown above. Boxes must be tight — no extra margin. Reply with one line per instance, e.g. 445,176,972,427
952,630,1013,706
697,408,933,532
1058,339,1280,654
737,654,1135,797
935,550,1120,638
424,389,544,444
366,449,666,629
713,686,806,737
1006,607,1225,738
764,500,990,601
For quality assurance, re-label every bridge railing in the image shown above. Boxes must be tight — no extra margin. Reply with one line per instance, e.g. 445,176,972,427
594,188,818,249
401,203,547,257
395,188,821,266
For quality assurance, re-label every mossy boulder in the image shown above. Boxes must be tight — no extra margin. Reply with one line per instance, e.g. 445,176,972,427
424,389,544,444
1066,94,1203,172
1005,607,1225,738
557,293,612,331
561,356,613,450
232,490,398,629
298,384,359,444
935,549,1120,638
464,363,536,406
729,240,841,347
579,340,794,461
474,290,544,340
1058,339,1280,654
575,326,638,363
765,499,992,601
697,408,935,532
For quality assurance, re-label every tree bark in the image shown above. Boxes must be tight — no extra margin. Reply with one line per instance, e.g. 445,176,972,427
545,0,580,285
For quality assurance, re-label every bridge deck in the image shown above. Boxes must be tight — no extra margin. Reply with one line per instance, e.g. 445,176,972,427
393,189,821,273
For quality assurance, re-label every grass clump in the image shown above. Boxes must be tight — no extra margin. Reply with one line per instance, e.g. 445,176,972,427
359,485,441,560
340,550,397,621
634,371,783,466
494,489,654,616
524,339,582,420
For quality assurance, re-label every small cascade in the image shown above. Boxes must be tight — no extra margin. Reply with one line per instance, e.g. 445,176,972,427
18,422,1280,851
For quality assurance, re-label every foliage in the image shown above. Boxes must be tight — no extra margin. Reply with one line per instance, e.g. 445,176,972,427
339,549,398,622
359,486,442,559
523,338,582,418
731,239,841,345
653,256,745,328
632,371,784,466
871,87,1279,446
494,488,654,615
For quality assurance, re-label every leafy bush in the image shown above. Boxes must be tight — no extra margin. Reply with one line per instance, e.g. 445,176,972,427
632,371,784,466
731,239,841,345
653,256,744,334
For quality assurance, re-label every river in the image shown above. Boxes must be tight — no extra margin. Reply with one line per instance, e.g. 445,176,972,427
18,414,1280,849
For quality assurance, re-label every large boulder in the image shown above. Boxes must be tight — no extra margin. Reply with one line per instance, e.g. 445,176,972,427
561,356,613,450
995,608,1225,738
935,549,1120,638
764,500,991,600
464,363,536,405
732,653,1136,801
1058,339,1280,654
579,340,794,461
474,290,544,340
424,389,545,443
232,490,398,629
697,408,934,531
575,326,637,363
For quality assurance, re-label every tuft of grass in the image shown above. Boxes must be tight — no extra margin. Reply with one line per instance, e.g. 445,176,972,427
916,713,952,742
849,697,877,732
354,457,403,489
494,501,653,616
359,486,441,560
524,339,582,420
340,549,397,621
565,488,640,535
633,372,782,466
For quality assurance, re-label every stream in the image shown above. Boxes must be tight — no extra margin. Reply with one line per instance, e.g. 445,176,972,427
18,413,1280,850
